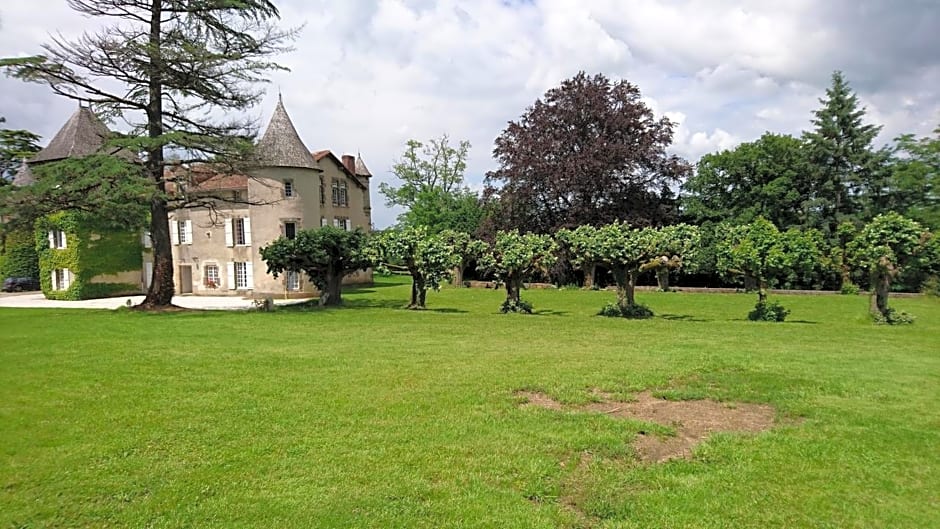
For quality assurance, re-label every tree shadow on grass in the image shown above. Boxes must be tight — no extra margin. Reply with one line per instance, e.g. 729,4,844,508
531,309,571,317
340,298,468,313
658,313,711,322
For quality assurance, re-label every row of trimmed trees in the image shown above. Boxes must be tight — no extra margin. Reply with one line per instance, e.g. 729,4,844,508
260,212,938,323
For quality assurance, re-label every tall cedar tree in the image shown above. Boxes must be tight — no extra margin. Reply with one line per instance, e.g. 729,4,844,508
803,71,887,236
1,1,295,308
484,72,689,235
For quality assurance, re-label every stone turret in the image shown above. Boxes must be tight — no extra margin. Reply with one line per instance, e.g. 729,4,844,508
255,96,321,171
29,106,113,164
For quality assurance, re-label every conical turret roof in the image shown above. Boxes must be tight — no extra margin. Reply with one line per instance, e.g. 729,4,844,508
29,106,113,164
354,155,372,177
255,97,320,170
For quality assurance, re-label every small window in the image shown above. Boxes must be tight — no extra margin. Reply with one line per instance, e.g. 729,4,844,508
53,268,70,290
319,177,325,205
234,218,247,245
333,217,350,231
49,230,67,249
284,221,297,240
287,270,300,291
234,262,249,289
204,264,220,288
177,220,192,245
284,180,295,198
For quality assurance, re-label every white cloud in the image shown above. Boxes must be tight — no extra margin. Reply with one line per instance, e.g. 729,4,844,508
1,0,937,227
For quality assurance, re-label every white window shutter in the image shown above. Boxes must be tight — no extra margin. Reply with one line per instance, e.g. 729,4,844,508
170,220,180,245
48,231,55,249
63,268,71,289
184,220,193,245
51,270,57,290
321,217,328,227
333,217,340,228
224,218,234,247
145,262,153,289
345,219,352,231
227,262,236,290
142,231,152,249
61,233,67,249
243,218,252,246
245,261,254,289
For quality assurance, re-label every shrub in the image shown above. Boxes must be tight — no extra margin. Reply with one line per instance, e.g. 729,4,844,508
597,302,654,319
872,308,915,325
748,300,790,322
840,282,860,295
922,276,940,298
500,298,533,314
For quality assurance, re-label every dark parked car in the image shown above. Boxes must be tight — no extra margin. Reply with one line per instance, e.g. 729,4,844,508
2,277,40,292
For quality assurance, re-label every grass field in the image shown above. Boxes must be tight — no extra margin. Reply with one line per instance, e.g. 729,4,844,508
1,276,938,528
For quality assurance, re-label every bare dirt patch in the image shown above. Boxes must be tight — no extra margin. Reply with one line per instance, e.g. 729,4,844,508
517,389,776,463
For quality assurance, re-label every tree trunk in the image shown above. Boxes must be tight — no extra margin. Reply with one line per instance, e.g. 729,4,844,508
870,270,890,317
613,267,636,311
409,271,426,309
757,279,768,305
452,264,464,287
656,266,670,292
625,271,637,308
139,1,174,308
320,272,343,306
583,263,596,289
141,197,175,308
505,274,522,305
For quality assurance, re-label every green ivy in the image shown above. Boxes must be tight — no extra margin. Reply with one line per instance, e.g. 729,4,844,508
35,212,143,300
0,227,39,281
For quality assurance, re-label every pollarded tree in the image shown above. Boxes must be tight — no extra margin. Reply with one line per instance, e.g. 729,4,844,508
557,224,603,289
260,226,370,307
484,71,689,235
586,222,664,318
644,223,701,292
477,230,557,313
848,212,929,323
716,217,820,321
440,229,487,286
370,226,460,309
1,1,296,308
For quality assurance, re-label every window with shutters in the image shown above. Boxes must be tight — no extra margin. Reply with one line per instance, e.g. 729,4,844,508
234,218,248,245
53,268,70,290
234,262,250,289
49,230,67,249
284,180,295,198
204,264,220,289
333,217,351,231
287,270,300,291
284,221,297,240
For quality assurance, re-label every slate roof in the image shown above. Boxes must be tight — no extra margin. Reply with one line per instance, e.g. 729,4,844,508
354,155,372,177
29,107,114,164
255,98,320,170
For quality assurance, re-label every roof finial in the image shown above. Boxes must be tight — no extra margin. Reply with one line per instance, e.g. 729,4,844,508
278,87,283,104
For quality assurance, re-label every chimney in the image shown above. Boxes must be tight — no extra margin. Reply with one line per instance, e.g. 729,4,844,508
341,154,356,174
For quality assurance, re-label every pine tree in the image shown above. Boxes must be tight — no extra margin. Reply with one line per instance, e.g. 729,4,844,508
803,71,886,236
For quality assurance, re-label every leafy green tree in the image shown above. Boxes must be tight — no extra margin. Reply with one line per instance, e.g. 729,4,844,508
682,133,811,229
0,117,41,184
582,222,667,318
261,227,370,307
645,223,701,291
440,229,487,286
803,71,887,235
477,230,557,313
2,0,295,308
380,135,482,233
370,226,460,309
848,213,929,322
557,224,603,289
887,127,940,229
716,217,820,321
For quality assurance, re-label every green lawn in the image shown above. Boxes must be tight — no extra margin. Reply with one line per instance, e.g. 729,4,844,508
2,277,938,528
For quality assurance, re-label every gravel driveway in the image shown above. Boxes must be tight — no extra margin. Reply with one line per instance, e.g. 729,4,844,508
0,292,312,310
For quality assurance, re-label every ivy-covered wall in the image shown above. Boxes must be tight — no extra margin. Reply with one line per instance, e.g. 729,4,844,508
36,212,144,300
0,227,40,281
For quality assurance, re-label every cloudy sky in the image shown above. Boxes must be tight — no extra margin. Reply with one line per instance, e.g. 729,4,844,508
1,0,938,227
